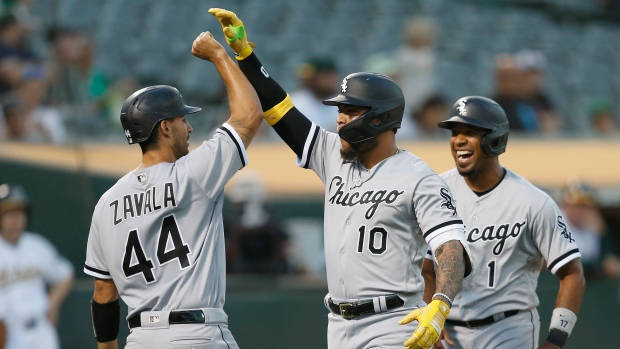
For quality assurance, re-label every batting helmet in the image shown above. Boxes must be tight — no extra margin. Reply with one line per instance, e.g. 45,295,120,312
438,96,509,156
323,72,405,144
0,183,29,215
120,85,201,144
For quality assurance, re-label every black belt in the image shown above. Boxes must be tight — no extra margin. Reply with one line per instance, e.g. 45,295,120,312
328,295,404,320
446,309,520,328
128,309,206,329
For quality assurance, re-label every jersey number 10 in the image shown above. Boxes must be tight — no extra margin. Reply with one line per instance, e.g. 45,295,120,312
122,215,190,284
357,225,388,255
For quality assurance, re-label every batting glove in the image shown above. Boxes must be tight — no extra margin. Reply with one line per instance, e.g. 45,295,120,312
399,299,451,349
208,8,256,60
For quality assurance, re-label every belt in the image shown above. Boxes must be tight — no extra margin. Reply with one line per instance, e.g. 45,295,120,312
328,295,404,320
446,309,520,328
128,309,206,329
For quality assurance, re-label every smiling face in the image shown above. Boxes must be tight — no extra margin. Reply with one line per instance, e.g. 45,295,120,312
336,104,373,160
449,124,492,177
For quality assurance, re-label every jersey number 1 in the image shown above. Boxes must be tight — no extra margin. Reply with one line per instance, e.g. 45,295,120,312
123,215,190,283
487,260,496,288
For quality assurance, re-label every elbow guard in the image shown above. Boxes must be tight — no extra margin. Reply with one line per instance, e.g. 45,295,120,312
91,299,120,342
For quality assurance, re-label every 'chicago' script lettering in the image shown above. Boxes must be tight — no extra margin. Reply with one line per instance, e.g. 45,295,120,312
467,220,526,255
328,176,404,219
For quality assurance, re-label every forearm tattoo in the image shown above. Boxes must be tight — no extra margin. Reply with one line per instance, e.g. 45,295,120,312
434,240,465,300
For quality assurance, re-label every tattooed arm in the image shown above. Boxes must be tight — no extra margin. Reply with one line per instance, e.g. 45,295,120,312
400,240,466,348
433,240,465,302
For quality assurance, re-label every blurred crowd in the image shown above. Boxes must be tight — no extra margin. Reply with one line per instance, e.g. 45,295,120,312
286,15,620,140
0,3,618,143
0,1,137,144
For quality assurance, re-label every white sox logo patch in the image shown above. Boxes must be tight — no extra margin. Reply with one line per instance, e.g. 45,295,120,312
439,187,457,216
456,98,469,116
557,216,575,243
467,220,526,255
328,176,404,219
341,77,348,93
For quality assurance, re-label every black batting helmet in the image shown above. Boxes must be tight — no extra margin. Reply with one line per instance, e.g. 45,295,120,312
0,183,29,215
120,85,201,144
323,72,405,144
438,96,509,156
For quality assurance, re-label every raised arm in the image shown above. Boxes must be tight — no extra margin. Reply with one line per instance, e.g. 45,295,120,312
209,8,314,158
191,31,262,148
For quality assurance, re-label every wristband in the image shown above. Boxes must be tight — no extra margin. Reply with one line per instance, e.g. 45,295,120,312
549,307,577,335
432,293,453,308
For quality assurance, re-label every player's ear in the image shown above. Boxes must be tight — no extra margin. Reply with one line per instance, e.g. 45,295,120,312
159,120,171,138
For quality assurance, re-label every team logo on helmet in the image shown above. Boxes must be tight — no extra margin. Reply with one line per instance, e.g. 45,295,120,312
456,99,469,116
341,77,348,93
124,129,133,143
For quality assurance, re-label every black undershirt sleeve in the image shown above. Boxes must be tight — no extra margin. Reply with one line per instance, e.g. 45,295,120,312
238,53,314,158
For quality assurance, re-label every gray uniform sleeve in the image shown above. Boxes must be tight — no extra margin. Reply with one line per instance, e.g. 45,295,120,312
413,175,467,255
182,123,248,198
84,205,112,279
532,197,581,274
296,125,341,183
38,237,73,284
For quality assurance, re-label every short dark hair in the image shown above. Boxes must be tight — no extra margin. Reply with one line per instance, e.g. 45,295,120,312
138,121,161,153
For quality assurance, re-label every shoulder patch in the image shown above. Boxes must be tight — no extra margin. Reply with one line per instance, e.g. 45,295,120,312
440,187,457,216
557,216,575,243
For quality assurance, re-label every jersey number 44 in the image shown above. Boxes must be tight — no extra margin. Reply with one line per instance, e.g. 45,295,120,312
123,215,190,284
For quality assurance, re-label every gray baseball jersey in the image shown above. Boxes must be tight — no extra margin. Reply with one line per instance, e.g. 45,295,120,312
299,125,467,301
84,123,247,318
427,168,581,321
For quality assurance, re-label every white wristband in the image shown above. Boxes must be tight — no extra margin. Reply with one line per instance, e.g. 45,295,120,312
549,307,577,336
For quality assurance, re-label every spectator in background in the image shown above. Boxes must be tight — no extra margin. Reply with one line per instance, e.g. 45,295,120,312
560,179,620,279
224,172,296,274
46,27,109,132
0,184,74,349
492,54,538,133
589,99,619,135
0,13,66,143
515,49,562,134
394,16,437,116
397,93,448,140
290,56,339,132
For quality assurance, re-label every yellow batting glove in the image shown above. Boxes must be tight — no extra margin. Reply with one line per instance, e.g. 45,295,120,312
208,8,255,60
399,299,450,349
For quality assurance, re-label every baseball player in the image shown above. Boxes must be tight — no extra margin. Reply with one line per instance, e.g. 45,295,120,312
0,183,75,349
209,8,472,349
423,96,586,349
83,32,262,348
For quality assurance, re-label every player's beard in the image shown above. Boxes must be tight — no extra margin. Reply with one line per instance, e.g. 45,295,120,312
340,137,377,161
456,166,477,178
